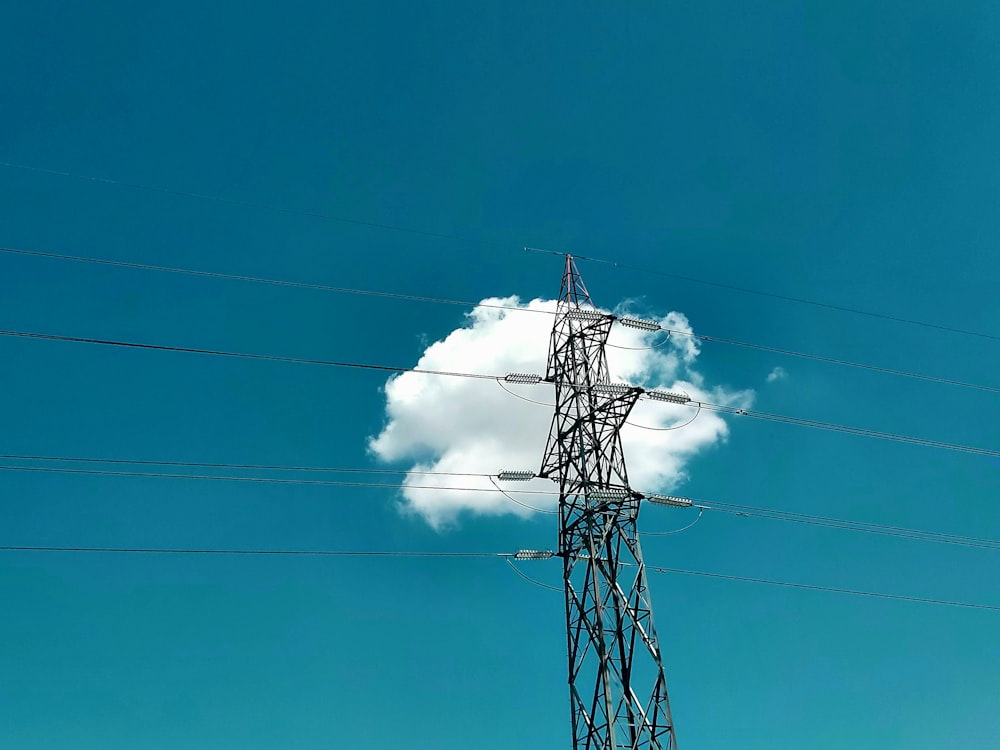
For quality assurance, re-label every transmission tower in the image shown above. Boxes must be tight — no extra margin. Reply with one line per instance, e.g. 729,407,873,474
538,255,678,750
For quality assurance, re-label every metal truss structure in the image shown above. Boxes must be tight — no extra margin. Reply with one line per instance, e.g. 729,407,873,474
539,255,677,750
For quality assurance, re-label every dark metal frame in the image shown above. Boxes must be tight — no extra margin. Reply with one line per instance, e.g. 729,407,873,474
539,256,677,750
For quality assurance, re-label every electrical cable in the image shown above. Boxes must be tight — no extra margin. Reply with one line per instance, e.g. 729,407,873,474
0,246,549,318
489,476,558,514
525,247,1000,342
3,245,996,393
0,545,511,558
3,325,997,458
1,158,990,340
1,537,992,610
690,400,1000,458
694,501,1000,550
741,503,1000,545
5,450,995,549
645,565,1000,611
606,331,672,351
0,464,559,494
0,328,497,380
0,453,491,477
639,508,704,536
5,538,992,611
495,378,556,407
624,404,702,432
505,556,565,592
641,485,1000,550
689,329,1000,393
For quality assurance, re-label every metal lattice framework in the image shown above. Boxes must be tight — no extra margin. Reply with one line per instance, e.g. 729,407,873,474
539,255,677,750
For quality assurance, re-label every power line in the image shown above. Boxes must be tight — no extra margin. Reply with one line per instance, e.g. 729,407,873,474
0,246,549,317
489,475,558,514
0,464,556,494
645,565,1000,612
3,325,998,458
3,245,996,393
4,453,994,550
687,397,1000,456
505,557,564,591
2,541,994,611
0,155,993,342
0,453,489,477
525,247,1000,342
640,509,705,537
0,545,510,558
504,555,1000,611
702,501,1000,547
688,329,1000,393
705,509,999,551
0,327,496,380
650,499,1000,551
727,405,1000,457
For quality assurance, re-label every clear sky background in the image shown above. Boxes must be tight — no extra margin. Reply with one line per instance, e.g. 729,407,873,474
1,2,998,748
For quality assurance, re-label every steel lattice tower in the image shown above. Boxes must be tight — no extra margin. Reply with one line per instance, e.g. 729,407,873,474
539,255,677,750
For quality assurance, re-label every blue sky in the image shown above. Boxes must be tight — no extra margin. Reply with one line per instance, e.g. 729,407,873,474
1,2,998,748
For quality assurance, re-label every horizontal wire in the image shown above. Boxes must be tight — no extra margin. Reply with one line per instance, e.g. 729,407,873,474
3,325,997,458
0,328,497,380
0,246,548,317
526,247,1000,342
3,452,997,550
0,540,994,611
694,401,1000,458
704,509,1000,550
697,502,1000,550
0,453,490,477
3,245,995,392
0,158,989,340
0,464,560,494
710,509,1000,551
692,330,1000,393
747,409,998,455
0,545,510,557
645,565,1000,611
643,501,1000,550
707,500,1000,545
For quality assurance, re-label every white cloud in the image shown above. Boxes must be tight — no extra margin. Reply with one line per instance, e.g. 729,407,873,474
368,296,753,529
766,366,788,383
